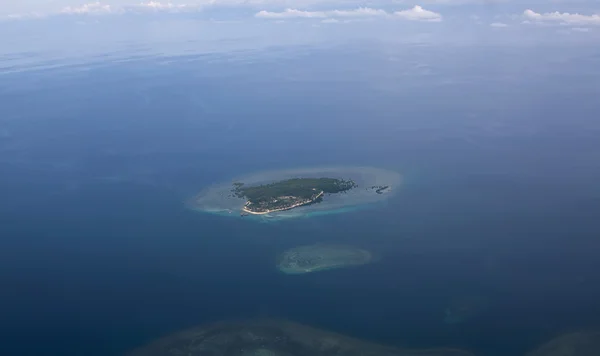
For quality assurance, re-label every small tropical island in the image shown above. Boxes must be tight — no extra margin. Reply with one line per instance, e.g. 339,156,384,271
188,166,401,220
232,178,357,215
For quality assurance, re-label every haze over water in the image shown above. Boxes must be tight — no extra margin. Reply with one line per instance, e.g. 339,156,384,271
2,27,600,356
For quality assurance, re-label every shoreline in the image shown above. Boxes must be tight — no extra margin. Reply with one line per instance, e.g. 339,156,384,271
189,166,402,220
242,191,324,215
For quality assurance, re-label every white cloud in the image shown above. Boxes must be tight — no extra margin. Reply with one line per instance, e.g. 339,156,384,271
321,18,340,23
490,22,508,27
523,9,600,26
61,2,113,15
328,7,388,18
255,9,327,19
0,0,523,18
394,5,442,22
135,1,192,11
255,7,387,20
393,0,505,3
256,5,442,22
10,1,199,18
572,27,590,32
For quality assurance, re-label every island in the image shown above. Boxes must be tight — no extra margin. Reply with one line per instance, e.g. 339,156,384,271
232,178,357,215
277,244,373,274
188,166,402,220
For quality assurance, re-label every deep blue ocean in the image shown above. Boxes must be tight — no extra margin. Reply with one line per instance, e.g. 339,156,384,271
1,43,600,356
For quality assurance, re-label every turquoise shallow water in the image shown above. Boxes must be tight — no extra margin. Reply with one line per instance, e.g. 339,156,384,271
258,204,366,222
201,203,367,223
304,205,362,217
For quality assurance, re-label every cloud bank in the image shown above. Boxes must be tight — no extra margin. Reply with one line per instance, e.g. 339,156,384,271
524,9,600,26
140,1,190,10
328,8,388,18
255,9,327,19
45,1,199,17
256,5,442,22
61,2,113,15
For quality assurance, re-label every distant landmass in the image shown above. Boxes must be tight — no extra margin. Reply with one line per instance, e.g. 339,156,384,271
232,178,357,215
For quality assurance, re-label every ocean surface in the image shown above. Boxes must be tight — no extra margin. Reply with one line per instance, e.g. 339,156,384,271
1,42,600,356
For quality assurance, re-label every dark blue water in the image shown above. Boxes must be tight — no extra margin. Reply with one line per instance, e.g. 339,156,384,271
1,43,600,356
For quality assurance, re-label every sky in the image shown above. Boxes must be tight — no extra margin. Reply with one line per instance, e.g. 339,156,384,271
3,0,599,27
0,0,599,65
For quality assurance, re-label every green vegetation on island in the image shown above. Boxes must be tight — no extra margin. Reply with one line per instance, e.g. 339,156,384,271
232,178,357,214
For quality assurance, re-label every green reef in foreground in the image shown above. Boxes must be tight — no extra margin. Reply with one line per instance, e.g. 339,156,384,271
525,331,600,356
128,319,477,356
125,319,600,356
277,244,373,274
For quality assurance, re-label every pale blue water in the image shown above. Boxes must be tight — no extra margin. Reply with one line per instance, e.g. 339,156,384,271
1,43,600,356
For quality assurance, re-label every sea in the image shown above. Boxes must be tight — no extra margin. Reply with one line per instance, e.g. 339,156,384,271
1,41,600,356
